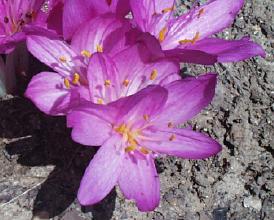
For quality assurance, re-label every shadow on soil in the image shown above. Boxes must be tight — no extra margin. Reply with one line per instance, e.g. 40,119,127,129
0,97,116,219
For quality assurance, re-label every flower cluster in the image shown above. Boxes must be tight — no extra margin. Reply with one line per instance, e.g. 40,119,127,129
1,0,265,211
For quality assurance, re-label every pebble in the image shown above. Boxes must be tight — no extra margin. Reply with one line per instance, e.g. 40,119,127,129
243,197,262,211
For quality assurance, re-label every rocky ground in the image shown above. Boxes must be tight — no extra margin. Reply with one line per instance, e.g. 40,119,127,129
0,0,273,219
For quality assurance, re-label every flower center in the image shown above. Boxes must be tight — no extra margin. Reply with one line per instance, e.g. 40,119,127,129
114,123,149,154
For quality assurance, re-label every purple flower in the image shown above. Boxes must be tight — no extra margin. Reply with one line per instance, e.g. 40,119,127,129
67,74,221,211
63,0,130,40
25,14,179,115
0,0,63,54
129,0,265,64
85,43,180,105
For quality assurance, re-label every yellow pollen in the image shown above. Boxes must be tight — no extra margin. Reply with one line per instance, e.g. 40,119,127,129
59,56,67,63
104,79,111,87
169,134,176,141
158,26,167,43
97,98,104,104
197,8,205,18
81,50,92,58
162,6,175,13
115,123,127,134
72,73,80,84
179,32,200,45
96,44,103,53
140,147,149,154
64,78,70,89
125,145,136,153
143,114,149,121
168,122,174,128
123,79,129,87
150,69,158,80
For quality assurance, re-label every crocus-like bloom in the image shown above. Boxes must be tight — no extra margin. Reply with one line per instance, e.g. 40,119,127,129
63,0,130,40
0,0,63,53
67,74,221,211
25,14,178,115
129,0,265,64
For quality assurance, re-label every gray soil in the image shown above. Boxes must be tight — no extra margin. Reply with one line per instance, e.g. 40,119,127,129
0,0,273,219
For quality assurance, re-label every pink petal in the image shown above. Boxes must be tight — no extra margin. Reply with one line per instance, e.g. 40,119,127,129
87,53,121,104
164,48,217,65
0,33,25,54
63,0,109,40
142,128,221,159
67,101,118,146
186,37,266,62
45,0,64,35
130,0,175,32
113,44,180,97
162,0,244,49
77,135,125,206
108,0,130,16
24,71,70,115
112,85,168,126
71,14,131,56
26,33,78,75
118,154,160,211
154,73,217,126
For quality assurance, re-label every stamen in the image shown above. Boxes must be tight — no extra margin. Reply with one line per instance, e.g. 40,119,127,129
158,26,167,43
115,124,127,134
162,6,175,13
104,79,111,87
125,145,136,153
150,69,158,80
96,44,103,53
168,122,174,128
72,73,80,84
123,79,129,87
140,147,149,154
97,98,104,104
59,56,67,63
64,78,70,89
197,8,205,18
81,50,92,58
179,32,200,45
143,114,149,121
169,134,176,141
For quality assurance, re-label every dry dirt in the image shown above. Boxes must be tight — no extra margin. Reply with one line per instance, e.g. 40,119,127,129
0,0,273,219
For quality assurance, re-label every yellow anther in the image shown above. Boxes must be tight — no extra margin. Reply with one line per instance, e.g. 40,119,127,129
97,98,104,104
168,122,174,128
123,79,129,87
59,56,67,63
96,44,103,53
197,8,205,18
125,145,136,153
128,136,138,147
158,26,167,43
81,50,92,58
72,73,80,84
104,79,111,87
140,147,149,154
162,6,175,13
150,69,158,80
143,114,149,121
169,134,176,141
115,123,127,134
179,32,200,45
64,78,70,89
